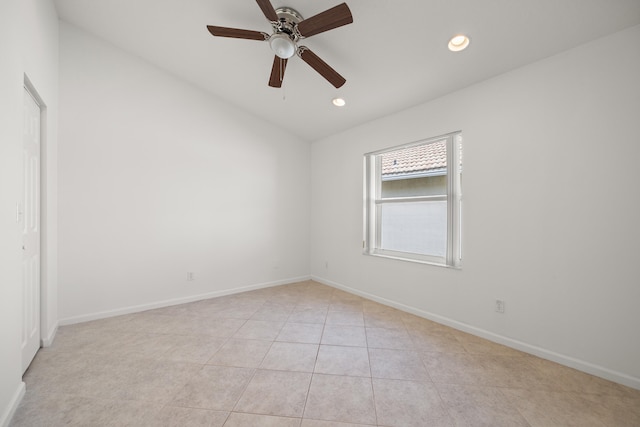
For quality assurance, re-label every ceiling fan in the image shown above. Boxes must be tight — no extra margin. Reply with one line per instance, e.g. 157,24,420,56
207,0,353,88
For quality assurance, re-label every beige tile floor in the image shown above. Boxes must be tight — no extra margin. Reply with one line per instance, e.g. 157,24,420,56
11,281,640,426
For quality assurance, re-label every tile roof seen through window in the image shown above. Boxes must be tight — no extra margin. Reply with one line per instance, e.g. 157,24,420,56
381,140,447,177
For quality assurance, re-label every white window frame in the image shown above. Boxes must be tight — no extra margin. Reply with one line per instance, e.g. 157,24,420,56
363,132,462,268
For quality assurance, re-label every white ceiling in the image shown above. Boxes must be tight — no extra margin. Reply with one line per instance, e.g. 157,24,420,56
54,0,640,141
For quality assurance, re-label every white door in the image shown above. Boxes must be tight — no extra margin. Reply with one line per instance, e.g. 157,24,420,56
21,87,41,373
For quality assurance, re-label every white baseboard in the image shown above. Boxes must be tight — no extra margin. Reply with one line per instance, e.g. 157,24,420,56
312,275,640,391
0,382,25,427
58,275,311,326
41,322,58,347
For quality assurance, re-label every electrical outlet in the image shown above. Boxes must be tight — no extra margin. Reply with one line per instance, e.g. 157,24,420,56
187,272,195,281
495,299,505,313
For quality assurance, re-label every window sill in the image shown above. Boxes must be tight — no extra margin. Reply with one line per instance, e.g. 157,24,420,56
363,250,462,270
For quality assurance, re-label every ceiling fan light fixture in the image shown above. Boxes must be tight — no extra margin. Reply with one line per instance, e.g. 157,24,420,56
206,1,353,88
448,34,470,52
270,33,296,59
332,97,346,107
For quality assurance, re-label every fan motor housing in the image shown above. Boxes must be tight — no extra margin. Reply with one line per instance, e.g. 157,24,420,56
274,7,303,39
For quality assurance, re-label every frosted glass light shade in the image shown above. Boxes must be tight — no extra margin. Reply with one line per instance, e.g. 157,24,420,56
270,34,296,59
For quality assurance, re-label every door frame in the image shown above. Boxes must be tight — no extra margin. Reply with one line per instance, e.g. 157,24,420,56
22,76,47,358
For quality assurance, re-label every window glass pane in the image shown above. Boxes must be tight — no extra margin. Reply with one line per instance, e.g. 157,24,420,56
380,140,447,198
380,201,447,257
364,131,461,267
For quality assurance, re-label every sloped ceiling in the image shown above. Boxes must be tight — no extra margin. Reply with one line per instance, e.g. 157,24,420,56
54,0,640,141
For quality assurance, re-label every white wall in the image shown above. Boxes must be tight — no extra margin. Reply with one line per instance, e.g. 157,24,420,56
58,23,310,322
311,25,640,389
0,0,58,425
0,1,25,424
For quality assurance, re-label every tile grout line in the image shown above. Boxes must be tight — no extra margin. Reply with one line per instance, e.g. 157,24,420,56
299,295,329,423
363,313,380,427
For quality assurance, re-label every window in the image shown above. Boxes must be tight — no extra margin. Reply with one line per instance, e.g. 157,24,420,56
363,132,462,267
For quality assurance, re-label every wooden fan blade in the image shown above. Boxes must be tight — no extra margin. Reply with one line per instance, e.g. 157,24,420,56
268,56,288,88
297,3,353,38
256,0,279,22
207,25,267,41
298,47,346,88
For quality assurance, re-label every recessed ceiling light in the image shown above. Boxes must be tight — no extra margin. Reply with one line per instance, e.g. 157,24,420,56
448,34,470,52
332,97,346,107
